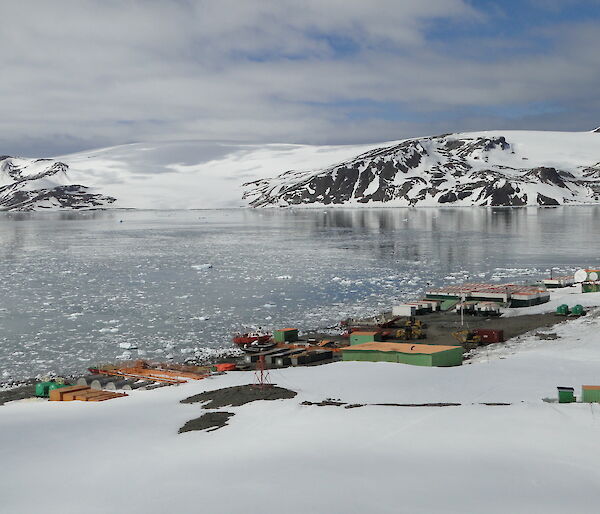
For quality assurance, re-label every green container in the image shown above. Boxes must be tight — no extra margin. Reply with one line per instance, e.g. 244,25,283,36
274,328,299,343
571,304,585,316
349,332,382,345
35,381,54,398
556,304,569,315
582,386,600,403
557,387,575,403
582,282,600,293
47,383,68,394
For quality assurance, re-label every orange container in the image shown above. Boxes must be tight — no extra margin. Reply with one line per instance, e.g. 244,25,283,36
215,363,237,372
49,385,90,401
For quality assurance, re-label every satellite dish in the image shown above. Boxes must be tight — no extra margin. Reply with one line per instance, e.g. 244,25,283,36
574,269,588,283
590,272,598,281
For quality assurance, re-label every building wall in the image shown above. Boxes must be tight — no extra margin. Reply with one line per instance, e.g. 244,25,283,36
342,350,433,366
342,348,463,367
350,334,381,345
582,388,600,403
274,330,298,343
431,348,464,367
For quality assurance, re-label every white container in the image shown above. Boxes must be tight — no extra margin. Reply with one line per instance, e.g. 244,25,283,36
392,304,417,317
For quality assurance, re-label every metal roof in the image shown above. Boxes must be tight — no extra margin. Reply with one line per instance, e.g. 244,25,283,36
343,342,461,354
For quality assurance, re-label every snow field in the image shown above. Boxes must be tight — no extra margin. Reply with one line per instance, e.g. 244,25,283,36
3,300,600,513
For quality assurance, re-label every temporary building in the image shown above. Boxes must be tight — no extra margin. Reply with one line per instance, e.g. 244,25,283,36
581,282,600,293
425,283,549,307
557,387,575,403
274,328,299,343
581,385,600,403
543,276,574,288
342,342,464,367
392,304,417,317
349,331,382,345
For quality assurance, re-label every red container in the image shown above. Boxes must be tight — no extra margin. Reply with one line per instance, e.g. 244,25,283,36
215,363,237,372
473,329,504,344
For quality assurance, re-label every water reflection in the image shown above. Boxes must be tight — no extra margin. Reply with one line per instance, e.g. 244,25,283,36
1,207,599,381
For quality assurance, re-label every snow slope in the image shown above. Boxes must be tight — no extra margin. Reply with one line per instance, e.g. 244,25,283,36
3,291,600,513
55,141,382,210
2,129,600,210
246,130,600,207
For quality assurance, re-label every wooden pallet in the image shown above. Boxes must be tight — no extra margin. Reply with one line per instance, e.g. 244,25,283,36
49,385,127,402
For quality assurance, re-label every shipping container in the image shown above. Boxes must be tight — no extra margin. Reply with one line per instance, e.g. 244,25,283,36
273,328,299,343
557,387,575,403
473,328,504,344
392,304,417,317
582,385,600,403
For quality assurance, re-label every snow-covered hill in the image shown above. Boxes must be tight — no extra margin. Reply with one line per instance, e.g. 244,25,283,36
0,156,115,210
2,130,600,210
245,130,600,207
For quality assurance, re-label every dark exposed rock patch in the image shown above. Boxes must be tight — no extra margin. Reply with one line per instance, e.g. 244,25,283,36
0,383,36,406
181,384,297,409
179,411,234,433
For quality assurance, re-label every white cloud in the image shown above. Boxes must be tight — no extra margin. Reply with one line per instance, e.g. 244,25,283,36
0,0,598,156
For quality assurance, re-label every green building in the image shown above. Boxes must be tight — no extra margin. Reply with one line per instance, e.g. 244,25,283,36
557,387,575,403
273,328,299,343
342,342,464,367
581,282,600,293
582,385,600,403
349,331,383,346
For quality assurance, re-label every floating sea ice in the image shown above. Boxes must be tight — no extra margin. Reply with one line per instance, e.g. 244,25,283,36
263,303,277,308
276,275,292,280
119,342,138,350
191,264,213,271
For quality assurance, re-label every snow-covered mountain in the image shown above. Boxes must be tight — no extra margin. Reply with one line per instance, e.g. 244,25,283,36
1,129,600,210
244,130,600,207
0,156,115,210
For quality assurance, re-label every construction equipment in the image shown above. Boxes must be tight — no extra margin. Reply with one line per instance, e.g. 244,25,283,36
393,326,426,340
405,317,427,329
452,330,482,349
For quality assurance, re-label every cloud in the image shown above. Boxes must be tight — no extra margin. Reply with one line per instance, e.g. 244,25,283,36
0,0,598,156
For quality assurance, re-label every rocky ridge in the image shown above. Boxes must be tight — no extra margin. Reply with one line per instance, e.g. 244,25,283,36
0,156,115,210
243,133,600,207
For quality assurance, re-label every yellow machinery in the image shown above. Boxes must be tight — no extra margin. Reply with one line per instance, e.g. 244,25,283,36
405,318,426,329
394,327,426,340
452,330,481,348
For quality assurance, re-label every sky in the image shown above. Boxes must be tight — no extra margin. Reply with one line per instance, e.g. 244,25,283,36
1,0,600,157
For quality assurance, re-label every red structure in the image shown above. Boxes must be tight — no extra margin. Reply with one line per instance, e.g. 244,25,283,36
254,355,272,389
473,329,504,344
